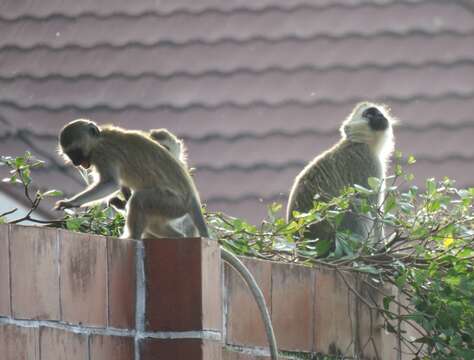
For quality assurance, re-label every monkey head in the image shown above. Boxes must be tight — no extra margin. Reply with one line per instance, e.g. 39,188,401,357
340,102,396,157
341,102,395,142
150,128,188,166
150,129,179,155
58,119,101,169
362,106,389,131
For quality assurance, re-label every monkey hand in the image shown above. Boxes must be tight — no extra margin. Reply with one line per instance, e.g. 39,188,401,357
108,196,127,210
54,199,80,210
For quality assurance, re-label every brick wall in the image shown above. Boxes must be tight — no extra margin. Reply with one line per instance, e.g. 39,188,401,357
223,258,405,360
0,225,411,360
0,224,221,360
223,259,421,360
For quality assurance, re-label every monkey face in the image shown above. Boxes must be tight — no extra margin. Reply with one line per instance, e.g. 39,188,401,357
340,102,395,143
362,107,389,131
65,148,85,167
59,119,100,169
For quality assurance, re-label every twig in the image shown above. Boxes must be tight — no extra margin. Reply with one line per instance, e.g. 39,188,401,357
0,208,18,218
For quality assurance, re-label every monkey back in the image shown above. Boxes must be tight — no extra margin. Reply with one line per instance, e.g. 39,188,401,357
287,141,383,222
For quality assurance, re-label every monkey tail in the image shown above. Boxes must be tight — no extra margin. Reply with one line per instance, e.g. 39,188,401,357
189,196,278,358
221,248,279,360
190,196,210,238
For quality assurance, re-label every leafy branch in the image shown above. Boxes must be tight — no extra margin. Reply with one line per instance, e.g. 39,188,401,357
0,152,63,224
205,153,474,360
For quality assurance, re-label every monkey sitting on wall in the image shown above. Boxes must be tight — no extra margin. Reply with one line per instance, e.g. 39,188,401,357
55,119,206,239
287,102,395,247
107,128,188,213
56,120,279,359
107,128,196,237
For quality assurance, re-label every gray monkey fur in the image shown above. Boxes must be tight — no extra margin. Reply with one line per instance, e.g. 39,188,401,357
287,102,395,246
55,120,207,239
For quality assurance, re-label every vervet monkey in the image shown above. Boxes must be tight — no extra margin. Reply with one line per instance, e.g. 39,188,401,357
55,119,207,239
56,120,279,359
149,128,188,167
108,128,188,212
287,102,395,246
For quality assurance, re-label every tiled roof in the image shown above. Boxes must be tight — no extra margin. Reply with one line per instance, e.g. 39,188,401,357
0,0,473,222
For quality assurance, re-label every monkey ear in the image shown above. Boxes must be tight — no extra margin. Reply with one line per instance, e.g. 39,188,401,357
89,123,100,137
342,125,349,136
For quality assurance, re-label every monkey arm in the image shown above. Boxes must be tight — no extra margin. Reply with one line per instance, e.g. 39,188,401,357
55,178,118,209
72,179,118,206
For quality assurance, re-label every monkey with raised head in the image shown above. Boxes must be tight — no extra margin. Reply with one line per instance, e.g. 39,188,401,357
56,120,279,359
287,102,395,246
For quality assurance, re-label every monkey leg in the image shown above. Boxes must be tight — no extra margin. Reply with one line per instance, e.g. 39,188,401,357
122,201,145,239
108,186,132,211
170,214,199,237
147,214,200,238
109,197,127,211
123,187,189,239
122,186,132,201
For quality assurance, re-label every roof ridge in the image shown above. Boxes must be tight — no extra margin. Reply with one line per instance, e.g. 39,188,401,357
34,155,474,175
1,1,471,22
1,94,474,112
2,30,474,51
5,122,474,144
3,60,474,81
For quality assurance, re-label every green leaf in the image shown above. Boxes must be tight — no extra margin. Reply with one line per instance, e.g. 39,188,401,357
395,164,403,176
41,190,63,197
427,199,441,212
384,194,397,213
404,173,415,182
269,202,282,213
383,295,395,311
426,178,436,196
407,154,417,165
395,273,407,287
65,218,84,231
15,157,25,167
314,239,332,257
367,176,381,190
353,184,372,195
3,176,21,184
335,234,354,257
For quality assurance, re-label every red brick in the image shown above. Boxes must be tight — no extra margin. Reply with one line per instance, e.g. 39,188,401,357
107,237,136,329
0,224,10,316
144,237,221,332
140,338,221,360
0,324,39,360
90,334,134,360
60,230,107,327
314,267,356,357
271,262,314,352
10,225,60,320
39,327,88,360
225,257,272,347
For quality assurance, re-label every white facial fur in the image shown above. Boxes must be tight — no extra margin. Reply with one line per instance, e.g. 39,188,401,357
340,102,396,163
